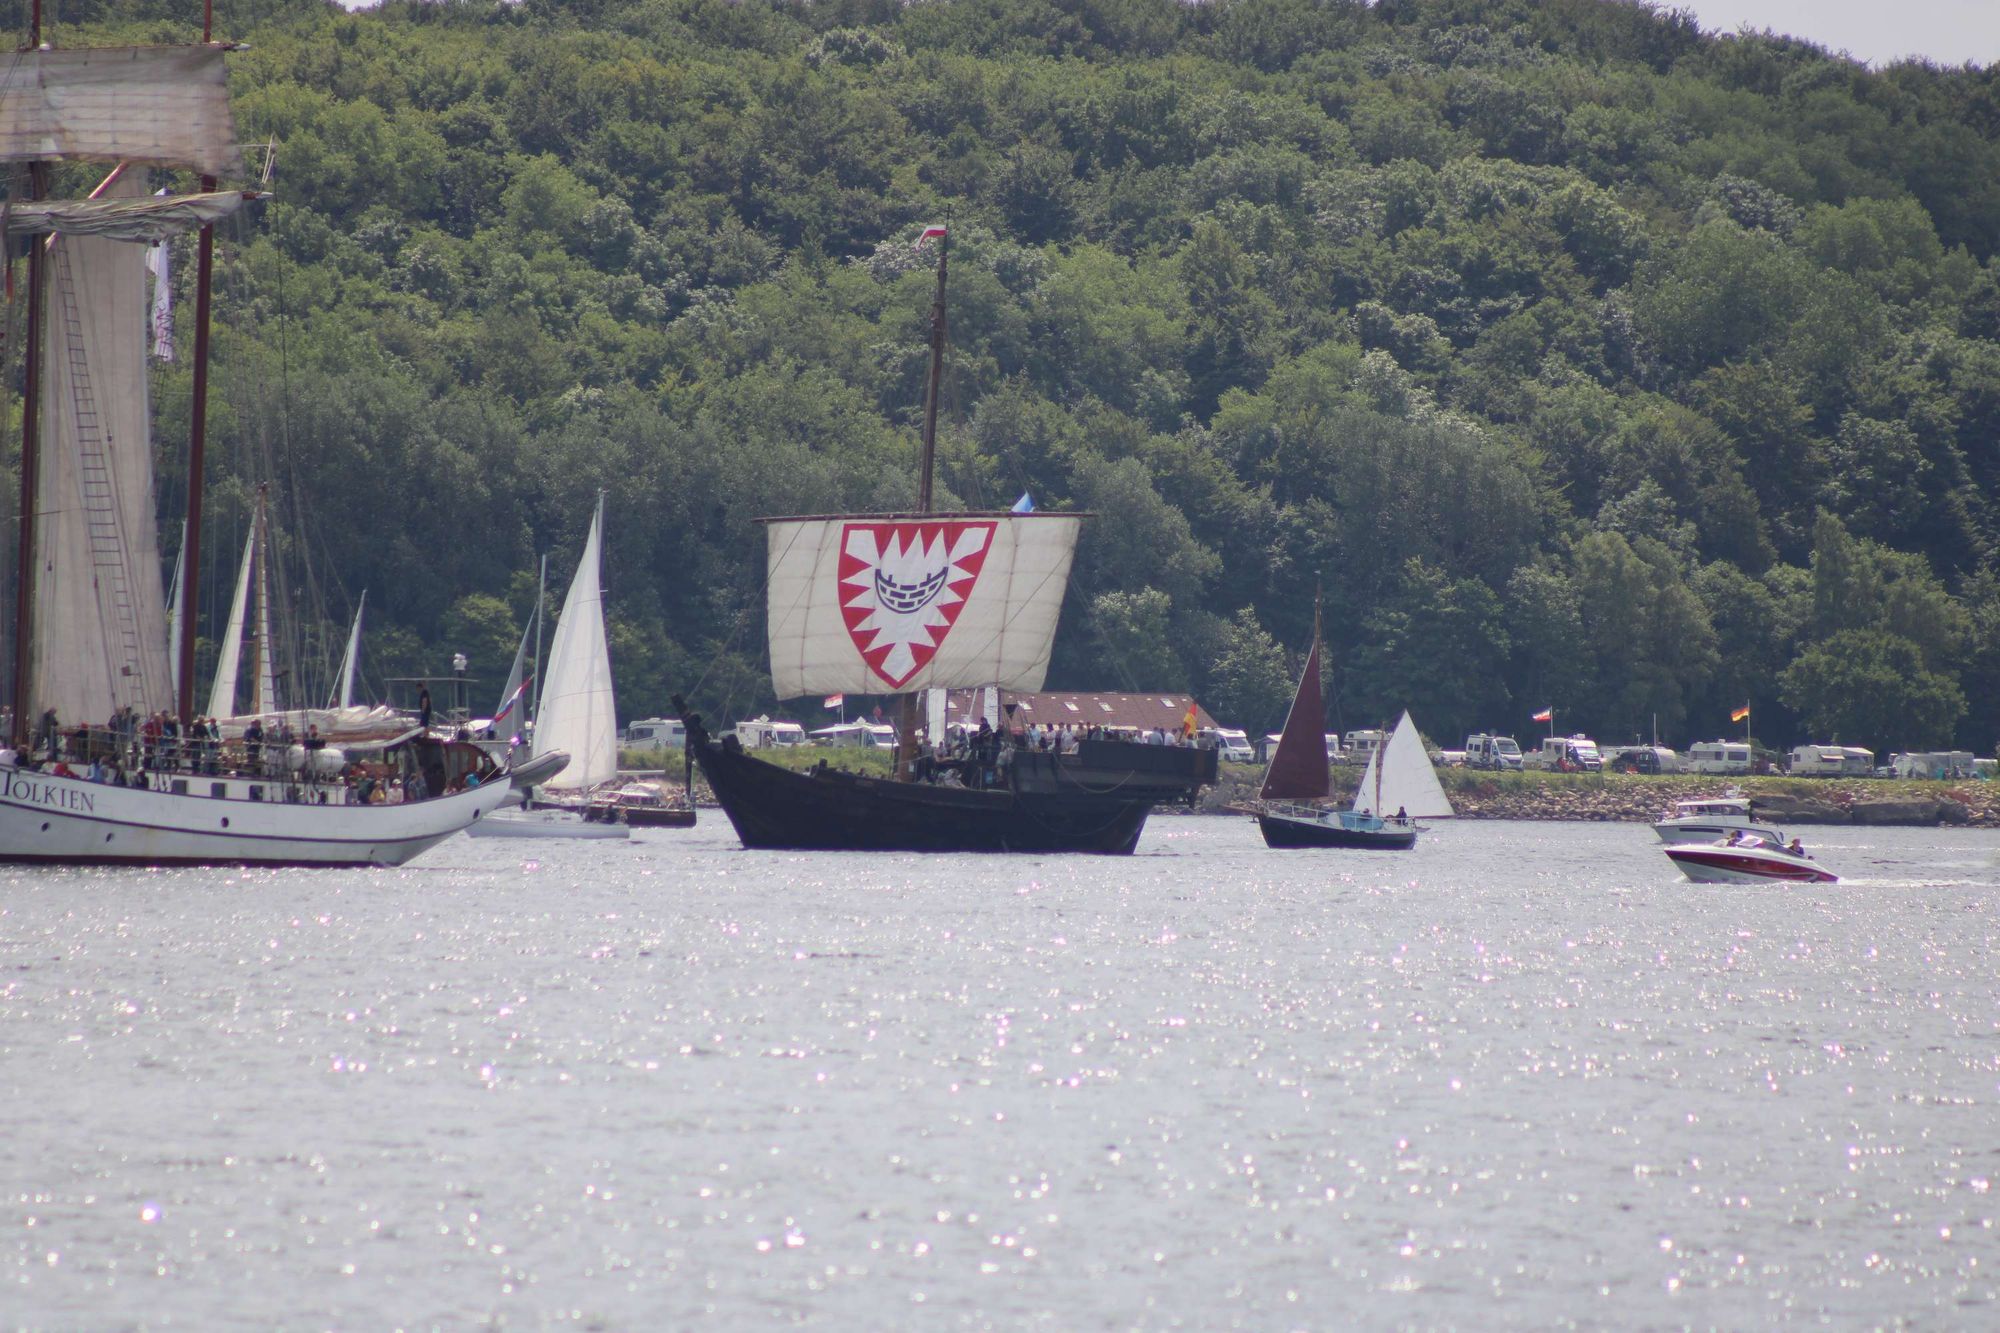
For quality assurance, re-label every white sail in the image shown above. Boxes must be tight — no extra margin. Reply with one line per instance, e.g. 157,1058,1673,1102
0,46,243,176
535,496,617,792
332,591,365,709
764,513,1082,698
253,528,278,716
29,173,175,728
166,523,185,700
1353,711,1454,819
206,527,255,720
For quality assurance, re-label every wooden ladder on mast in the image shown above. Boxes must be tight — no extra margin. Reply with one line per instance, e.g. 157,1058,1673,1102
51,242,147,705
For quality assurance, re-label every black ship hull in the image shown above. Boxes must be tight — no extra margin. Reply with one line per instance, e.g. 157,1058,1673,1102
680,710,1214,854
1257,810,1417,850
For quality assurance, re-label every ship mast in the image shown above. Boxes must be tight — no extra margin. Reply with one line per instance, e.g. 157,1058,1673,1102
176,0,220,724
896,226,949,780
9,5,47,745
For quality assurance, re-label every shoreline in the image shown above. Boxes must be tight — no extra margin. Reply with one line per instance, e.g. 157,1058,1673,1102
1195,769,2000,827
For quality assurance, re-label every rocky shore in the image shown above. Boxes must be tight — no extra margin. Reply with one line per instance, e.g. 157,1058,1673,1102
1197,769,2000,827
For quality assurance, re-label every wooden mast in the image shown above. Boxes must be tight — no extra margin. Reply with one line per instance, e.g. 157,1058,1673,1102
896,227,949,780
9,2,46,746
176,0,220,723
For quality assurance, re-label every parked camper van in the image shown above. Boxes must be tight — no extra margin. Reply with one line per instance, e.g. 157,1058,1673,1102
810,722,898,748
1789,744,1874,777
1525,735,1602,771
1344,729,1388,766
1464,734,1524,770
1200,728,1255,763
1688,739,1753,774
734,717,808,749
622,717,685,751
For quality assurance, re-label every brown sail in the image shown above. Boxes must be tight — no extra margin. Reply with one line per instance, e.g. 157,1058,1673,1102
1260,607,1331,802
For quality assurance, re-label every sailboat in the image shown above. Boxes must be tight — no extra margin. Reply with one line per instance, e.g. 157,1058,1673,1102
468,494,628,840
677,225,1217,853
0,26,508,865
1256,608,1450,849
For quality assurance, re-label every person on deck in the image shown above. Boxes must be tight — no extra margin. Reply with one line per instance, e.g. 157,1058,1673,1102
418,683,434,732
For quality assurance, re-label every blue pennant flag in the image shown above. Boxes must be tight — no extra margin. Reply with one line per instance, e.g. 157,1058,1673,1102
1011,492,1035,513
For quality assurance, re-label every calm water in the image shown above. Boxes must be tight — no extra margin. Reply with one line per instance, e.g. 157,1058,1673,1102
2,817,1996,1330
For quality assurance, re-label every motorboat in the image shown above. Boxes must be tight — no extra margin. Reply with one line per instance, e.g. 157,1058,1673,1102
1653,796,1786,845
1664,834,1837,884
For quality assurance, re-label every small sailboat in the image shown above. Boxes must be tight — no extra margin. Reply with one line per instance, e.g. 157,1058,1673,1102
1256,605,1450,849
469,494,629,841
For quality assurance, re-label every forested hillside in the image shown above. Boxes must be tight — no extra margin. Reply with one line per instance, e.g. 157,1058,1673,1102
14,0,2000,754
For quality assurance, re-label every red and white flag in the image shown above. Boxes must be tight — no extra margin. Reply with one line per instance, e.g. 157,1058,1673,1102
917,224,948,243
1532,707,1553,723
822,693,845,710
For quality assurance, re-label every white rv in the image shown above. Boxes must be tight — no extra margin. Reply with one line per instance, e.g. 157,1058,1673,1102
1464,734,1523,770
734,716,808,749
1525,735,1602,771
622,717,685,751
1789,744,1873,777
1343,729,1388,765
1688,739,1753,774
1200,728,1255,763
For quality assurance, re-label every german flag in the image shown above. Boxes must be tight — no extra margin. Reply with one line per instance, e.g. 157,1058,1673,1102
1730,704,1751,723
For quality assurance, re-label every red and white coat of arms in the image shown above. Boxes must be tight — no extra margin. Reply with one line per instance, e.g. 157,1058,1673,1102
837,520,996,688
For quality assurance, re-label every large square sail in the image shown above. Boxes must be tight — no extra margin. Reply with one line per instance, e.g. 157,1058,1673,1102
0,46,242,176
764,513,1082,698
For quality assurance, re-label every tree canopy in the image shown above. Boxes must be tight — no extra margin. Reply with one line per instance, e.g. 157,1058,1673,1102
13,0,2000,753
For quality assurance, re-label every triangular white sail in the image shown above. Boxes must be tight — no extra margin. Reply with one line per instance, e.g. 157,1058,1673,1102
535,496,617,791
764,513,1082,698
332,590,365,709
253,531,278,716
493,592,534,730
167,523,186,700
1352,711,1454,819
206,527,256,720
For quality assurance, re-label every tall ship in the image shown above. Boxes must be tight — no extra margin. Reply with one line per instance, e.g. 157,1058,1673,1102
0,14,509,865
680,226,1214,853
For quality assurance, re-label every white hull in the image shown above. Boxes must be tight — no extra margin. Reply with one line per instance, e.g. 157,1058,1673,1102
465,807,629,840
1664,840,1837,884
0,764,506,867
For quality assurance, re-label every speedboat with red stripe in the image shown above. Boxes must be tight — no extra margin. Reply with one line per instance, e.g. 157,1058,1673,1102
1665,834,1837,883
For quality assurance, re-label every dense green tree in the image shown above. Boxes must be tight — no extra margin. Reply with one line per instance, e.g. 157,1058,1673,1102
1780,630,1966,752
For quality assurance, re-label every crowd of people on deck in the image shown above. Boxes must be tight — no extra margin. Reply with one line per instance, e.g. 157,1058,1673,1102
0,705,473,805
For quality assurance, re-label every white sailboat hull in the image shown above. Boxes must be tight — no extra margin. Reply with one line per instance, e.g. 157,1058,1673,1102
0,765,506,867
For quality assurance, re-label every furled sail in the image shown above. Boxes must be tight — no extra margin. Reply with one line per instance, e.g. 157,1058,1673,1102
0,46,243,176
29,173,175,728
1352,711,1454,819
764,513,1082,698
3,190,255,241
1260,608,1330,802
535,496,617,792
